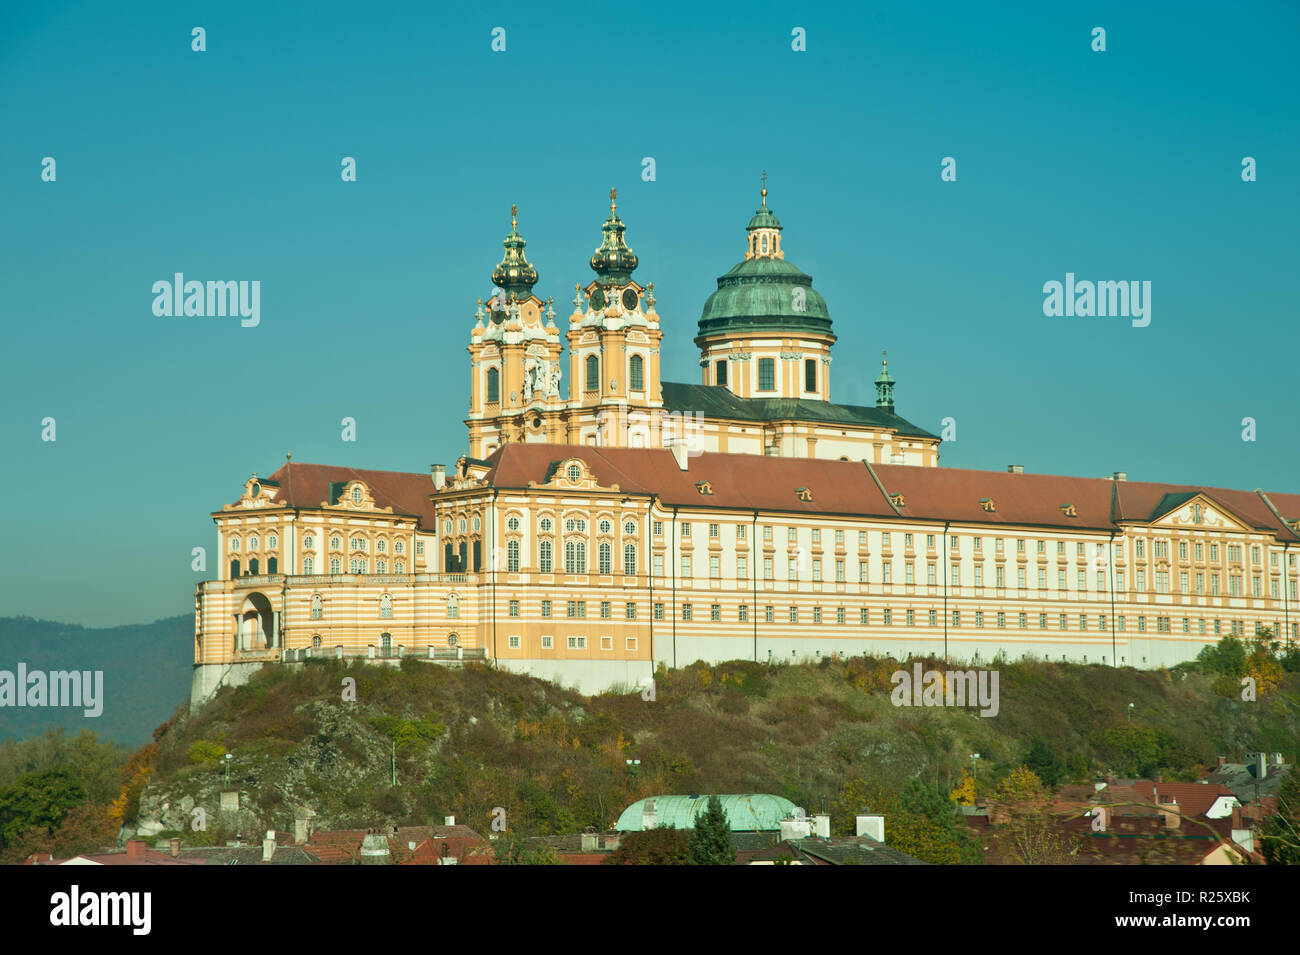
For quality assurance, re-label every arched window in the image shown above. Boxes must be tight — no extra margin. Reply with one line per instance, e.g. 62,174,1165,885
311,594,323,619
539,539,553,573
267,534,278,549
230,537,240,551
377,539,387,553
599,541,612,574
268,557,278,574
567,465,580,483
350,557,366,573
565,540,587,573
330,536,342,550
351,537,365,551
312,634,322,649
394,540,404,554
447,633,459,646
395,560,405,573
761,234,768,253
629,354,644,391
624,542,637,575
303,556,314,574
507,539,520,572
381,632,392,655
303,535,314,549
249,558,259,575
351,486,363,504
447,594,459,618
380,594,393,619
249,536,259,550
376,559,387,573
329,557,341,574
230,559,240,578
585,354,599,391
487,367,500,403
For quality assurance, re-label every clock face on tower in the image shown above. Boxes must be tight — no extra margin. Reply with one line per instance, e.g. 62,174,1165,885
589,288,606,310
621,288,638,310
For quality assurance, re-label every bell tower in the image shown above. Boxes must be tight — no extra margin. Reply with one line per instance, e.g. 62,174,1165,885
566,189,664,446
466,206,565,458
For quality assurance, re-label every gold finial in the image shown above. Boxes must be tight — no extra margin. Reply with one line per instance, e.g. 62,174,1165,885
510,203,518,229
610,187,617,213
286,451,291,462
761,169,768,206
882,349,887,369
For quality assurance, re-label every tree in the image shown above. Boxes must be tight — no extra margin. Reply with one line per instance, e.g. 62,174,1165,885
687,795,736,865
1261,766,1299,865
602,825,689,865
0,768,87,849
1023,739,1066,789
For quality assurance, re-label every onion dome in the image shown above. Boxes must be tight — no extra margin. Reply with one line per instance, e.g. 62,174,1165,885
589,188,638,283
697,178,833,341
491,204,539,301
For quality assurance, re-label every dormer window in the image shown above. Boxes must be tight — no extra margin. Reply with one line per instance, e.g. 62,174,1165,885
250,482,260,497
567,464,581,482
351,486,363,504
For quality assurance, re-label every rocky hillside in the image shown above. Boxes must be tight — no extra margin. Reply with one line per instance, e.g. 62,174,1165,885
127,651,1300,845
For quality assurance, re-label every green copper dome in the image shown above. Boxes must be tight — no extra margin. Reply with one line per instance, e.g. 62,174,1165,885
590,188,638,284
696,202,833,341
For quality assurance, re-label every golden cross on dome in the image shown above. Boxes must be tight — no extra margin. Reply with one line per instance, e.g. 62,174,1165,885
761,170,767,206
610,187,617,213
882,349,888,369
510,204,518,229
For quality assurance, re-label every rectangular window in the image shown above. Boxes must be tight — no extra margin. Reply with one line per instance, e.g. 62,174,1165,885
682,555,692,577
835,559,845,581
681,522,691,539
859,530,867,548
883,563,892,584
804,357,817,392
709,523,720,539
1016,539,1024,553
739,604,748,622
765,606,774,623
1078,571,1086,591
1138,617,1146,632
1018,612,1027,629
974,537,983,552
682,603,693,621
905,563,914,585
974,566,983,588
882,531,891,547
975,610,983,628
788,527,798,543
508,599,520,617
1079,614,1087,630
508,635,521,649
1117,570,1126,591
997,611,1005,628
737,556,748,579
952,610,961,628
1017,568,1026,589
1038,569,1047,590
600,601,611,619
626,636,638,651
905,533,913,548
812,529,821,544
860,608,868,624
764,525,773,542
710,604,721,621
996,566,1005,588
906,609,915,626
788,558,798,580
737,524,747,540
1180,572,1188,594
951,536,960,550
626,602,636,619
1058,569,1066,590
1059,613,1067,630
927,534,936,548
710,556,721,579
654,602,664,620
566,600,577,618
541,599,552,618
813,607,822,623
1039,613,1047,629
541,635,553,649
812,559,822,581
1136,540,1145,558
835,530,844,545
653,554,664,576
764,557,774,580
789,606,798,623
758,357,775,391
928,609,937,626
884,609,892,625
1097,571,1105,591
951,563,960,585
1136,569,1145,591
568,635,587,649
859,561,868,583
836,607,845,624
714,360,726,387
653,520,663,536
925,563,935,586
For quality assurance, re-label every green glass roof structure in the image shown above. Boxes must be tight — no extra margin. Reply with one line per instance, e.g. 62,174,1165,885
615,794,799,832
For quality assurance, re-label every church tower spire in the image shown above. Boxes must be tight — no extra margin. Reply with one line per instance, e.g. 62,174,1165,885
874,351,896,413
491,203,539,302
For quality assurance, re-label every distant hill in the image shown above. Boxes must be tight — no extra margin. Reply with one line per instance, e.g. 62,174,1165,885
0,615,192,745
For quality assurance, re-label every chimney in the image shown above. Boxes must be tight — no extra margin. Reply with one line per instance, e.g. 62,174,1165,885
856,814,885,843
125,839,147,858
811,813,831,839
1007,464,1024,474
668,440,688,471
1113,471,1127,482
262,830,276,864
360,832,390,865
431,464,446,490
169,838,180,858
1162,800,1180,830
581,830,599,852
779,810,812,842
642,799,658,830
1256,752,1267,779
444,815,456,827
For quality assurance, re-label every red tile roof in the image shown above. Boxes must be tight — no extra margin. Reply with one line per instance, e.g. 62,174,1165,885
477,445,1300,540
225,462,440,529
1131,781,1239,819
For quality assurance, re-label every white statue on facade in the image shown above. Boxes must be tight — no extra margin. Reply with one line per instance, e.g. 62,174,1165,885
523,359,535,402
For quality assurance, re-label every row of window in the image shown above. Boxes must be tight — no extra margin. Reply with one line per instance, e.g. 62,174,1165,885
506,635,639,651
232,534,421,557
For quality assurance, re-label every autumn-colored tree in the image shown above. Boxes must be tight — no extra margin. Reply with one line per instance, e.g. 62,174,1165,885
990,766,1079,864
949,769,978,806
108,743,158,826
602,825,689,865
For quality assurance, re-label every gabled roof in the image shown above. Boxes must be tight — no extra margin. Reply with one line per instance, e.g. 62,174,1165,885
1131,781,1239,818
660,381,937,438
223,462,439,529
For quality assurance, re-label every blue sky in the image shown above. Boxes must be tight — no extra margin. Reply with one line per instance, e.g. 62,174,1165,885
1,1,1297,625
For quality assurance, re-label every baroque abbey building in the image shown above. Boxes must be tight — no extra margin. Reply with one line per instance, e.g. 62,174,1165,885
191,186,1300,704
